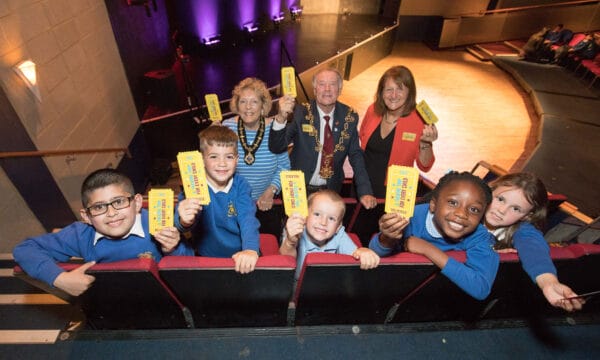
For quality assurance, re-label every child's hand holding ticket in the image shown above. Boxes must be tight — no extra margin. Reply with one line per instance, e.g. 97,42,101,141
148,188,174,235
177,151,211,205
385,165,419,218
280,170,308,217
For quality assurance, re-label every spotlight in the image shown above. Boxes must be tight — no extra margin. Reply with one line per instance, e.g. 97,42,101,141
243,21,259,34
290,6,303,21
202,34,221,46
272,12,284,26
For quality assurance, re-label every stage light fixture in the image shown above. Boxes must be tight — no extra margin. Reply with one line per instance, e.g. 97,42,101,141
243,21,259,34
272,12,284,26
14,59,41,101
290,6,303,21
202,34,221,46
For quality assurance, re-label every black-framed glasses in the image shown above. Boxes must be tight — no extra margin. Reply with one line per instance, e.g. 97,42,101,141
86,196,134,217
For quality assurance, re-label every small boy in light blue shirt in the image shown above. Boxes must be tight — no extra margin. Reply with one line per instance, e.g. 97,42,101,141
279,189,380,278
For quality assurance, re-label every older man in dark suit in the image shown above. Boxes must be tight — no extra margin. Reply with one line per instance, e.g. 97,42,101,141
270,67,377,210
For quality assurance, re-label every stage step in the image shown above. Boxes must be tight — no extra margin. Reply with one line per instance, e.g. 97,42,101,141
0,254,80,344
467,42,521,62
466,45,491,61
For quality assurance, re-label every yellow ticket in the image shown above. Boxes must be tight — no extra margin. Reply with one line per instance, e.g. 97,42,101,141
280,170,308,217
205,94,222,122
148,188,174,235
416,100,438,125
385,165,420,218
177,150,211,205
281,67,297,97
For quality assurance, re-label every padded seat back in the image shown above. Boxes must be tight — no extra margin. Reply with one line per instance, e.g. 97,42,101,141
27,258,192,329
260,233,280,255
293,252,438,325
569,33,587,47
483,246,578,319
158,255,296,327
387,251,495,323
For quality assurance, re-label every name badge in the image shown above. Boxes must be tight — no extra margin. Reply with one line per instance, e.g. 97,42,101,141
402,132,416,141
302,124,315,133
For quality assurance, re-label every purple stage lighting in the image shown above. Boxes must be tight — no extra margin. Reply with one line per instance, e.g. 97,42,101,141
238,0,256,31
290,5,303,20
202,34,222,46
192,0,220,45
272,11,284,23
243,21,259,33
269,0,282,19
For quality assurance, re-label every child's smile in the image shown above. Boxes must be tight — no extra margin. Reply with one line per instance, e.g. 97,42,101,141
430,180,486,241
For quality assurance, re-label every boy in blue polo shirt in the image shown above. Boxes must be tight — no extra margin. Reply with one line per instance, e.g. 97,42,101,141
175,126,261,274
13,169,184,296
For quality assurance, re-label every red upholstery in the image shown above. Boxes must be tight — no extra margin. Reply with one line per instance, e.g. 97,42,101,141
348,233,362,247
568,33,587,47
260,233,280,255
569,243,600,256
580,54,600,87
158,254,296,269
497,252,521,262
58,257,158,272
54,258,188,311
548,245,579,259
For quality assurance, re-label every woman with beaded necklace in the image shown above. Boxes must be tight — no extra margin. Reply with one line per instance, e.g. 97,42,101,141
222,77,290,236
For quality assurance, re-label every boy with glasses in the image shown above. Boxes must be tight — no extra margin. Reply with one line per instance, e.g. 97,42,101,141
13,169,185,296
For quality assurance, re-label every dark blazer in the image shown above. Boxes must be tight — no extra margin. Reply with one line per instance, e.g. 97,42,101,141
269,100,373,197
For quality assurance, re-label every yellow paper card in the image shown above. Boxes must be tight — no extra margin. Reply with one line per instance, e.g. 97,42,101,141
177,150,211,205
148,188,174,235
281,67,297,97
385,165,420,218
280,170,308,217
416,100,438,125
205,94,222,122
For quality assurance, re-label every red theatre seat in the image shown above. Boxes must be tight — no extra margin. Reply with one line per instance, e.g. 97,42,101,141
260,233,280,255
15,258,192,329
293,252,438,325
158,255,296,327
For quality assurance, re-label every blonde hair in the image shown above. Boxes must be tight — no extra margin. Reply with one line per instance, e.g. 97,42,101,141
230,77,272,116
307,189,346,220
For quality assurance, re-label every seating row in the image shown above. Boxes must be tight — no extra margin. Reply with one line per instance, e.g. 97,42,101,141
13,243,600,329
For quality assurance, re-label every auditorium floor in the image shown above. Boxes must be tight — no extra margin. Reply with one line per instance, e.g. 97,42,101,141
340,41,539,186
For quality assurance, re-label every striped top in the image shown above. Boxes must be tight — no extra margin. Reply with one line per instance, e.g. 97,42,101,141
223,117,291,200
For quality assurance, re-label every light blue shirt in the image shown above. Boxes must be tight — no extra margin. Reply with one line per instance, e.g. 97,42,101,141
295,225,357,279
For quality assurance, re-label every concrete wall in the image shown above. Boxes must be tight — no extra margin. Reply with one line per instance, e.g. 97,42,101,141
0,0,139,252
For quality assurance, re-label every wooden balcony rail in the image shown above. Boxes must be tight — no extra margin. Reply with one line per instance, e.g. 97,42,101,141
462,0,599,17
0,148,131,159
